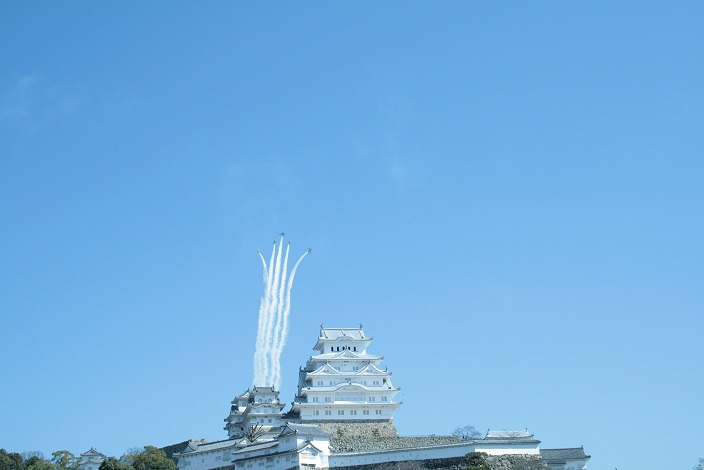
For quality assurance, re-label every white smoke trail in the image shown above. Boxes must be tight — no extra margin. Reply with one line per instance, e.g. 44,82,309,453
271,250,309,389
261,237,284,386
269,243,290,389
253,244,276,387
251,236,308,389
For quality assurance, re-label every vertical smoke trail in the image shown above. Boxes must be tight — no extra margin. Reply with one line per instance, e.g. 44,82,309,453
271,250,309,389
251,235,308,389
269,243,290,389
261,240,281,386
253,244,276,387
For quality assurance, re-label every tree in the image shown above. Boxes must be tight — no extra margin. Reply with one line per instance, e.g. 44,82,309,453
25,460,52,470
99,458,130,470
128,447,174,470
452,425,481,439
463,452,490,470
51,451,77,470
245,424,266,443
23,459,41,470
0,450,25,470
694,457,704,470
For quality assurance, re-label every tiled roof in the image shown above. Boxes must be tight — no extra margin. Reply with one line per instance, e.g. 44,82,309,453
178,439,238,454
308,364,341,375
485,430,534,439
231,440,278,454
319,327,367,341
281,423,331,438
231,390,250,403
311,351,381,361
80,449,106,458
540,447,589,461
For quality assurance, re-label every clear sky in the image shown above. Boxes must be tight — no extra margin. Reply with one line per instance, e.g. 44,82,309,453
1,2,702,469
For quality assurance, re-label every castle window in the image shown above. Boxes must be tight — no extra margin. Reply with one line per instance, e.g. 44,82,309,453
376,410,382,415
354,347,357,351
331,347,333,352
363,410,369,415
338,410,344,415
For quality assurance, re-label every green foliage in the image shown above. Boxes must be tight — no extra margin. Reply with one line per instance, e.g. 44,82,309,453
99,458,130,470
463,452,490,470
23,458,41,469
0,450,25,470
126,447,175,470
51,451,77,470
26,461,52,470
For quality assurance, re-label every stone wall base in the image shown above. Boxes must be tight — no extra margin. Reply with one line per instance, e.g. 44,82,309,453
326,454,550,470
314,421,399,438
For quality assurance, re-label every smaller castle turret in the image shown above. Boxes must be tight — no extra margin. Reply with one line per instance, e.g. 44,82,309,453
224,386,286,439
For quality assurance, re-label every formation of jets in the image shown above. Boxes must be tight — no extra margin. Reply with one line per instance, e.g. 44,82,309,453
258,234,311,254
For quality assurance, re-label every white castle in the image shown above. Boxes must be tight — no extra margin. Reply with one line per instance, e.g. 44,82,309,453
291,326,401,425
174,325,590,470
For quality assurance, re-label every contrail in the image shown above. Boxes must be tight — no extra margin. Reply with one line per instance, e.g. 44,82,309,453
269,243,290,390
253,243,276,386
253,251,268,386
265,237,285,384
271,250,309,389
252,235,308,389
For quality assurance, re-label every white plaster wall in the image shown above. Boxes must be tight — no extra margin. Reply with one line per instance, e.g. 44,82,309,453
328,443,477,467
327,441,540,468
562,459,588,470
474,443,540,456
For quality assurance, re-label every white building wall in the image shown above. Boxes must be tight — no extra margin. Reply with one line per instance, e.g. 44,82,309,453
327,441,540,468
178,446,235,470
177,434,331,470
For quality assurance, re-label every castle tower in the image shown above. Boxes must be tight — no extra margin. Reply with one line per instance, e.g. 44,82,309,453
290,326,401,436
224,386,286,439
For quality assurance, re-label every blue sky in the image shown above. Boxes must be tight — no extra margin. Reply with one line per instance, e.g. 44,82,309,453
1,2,702,469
